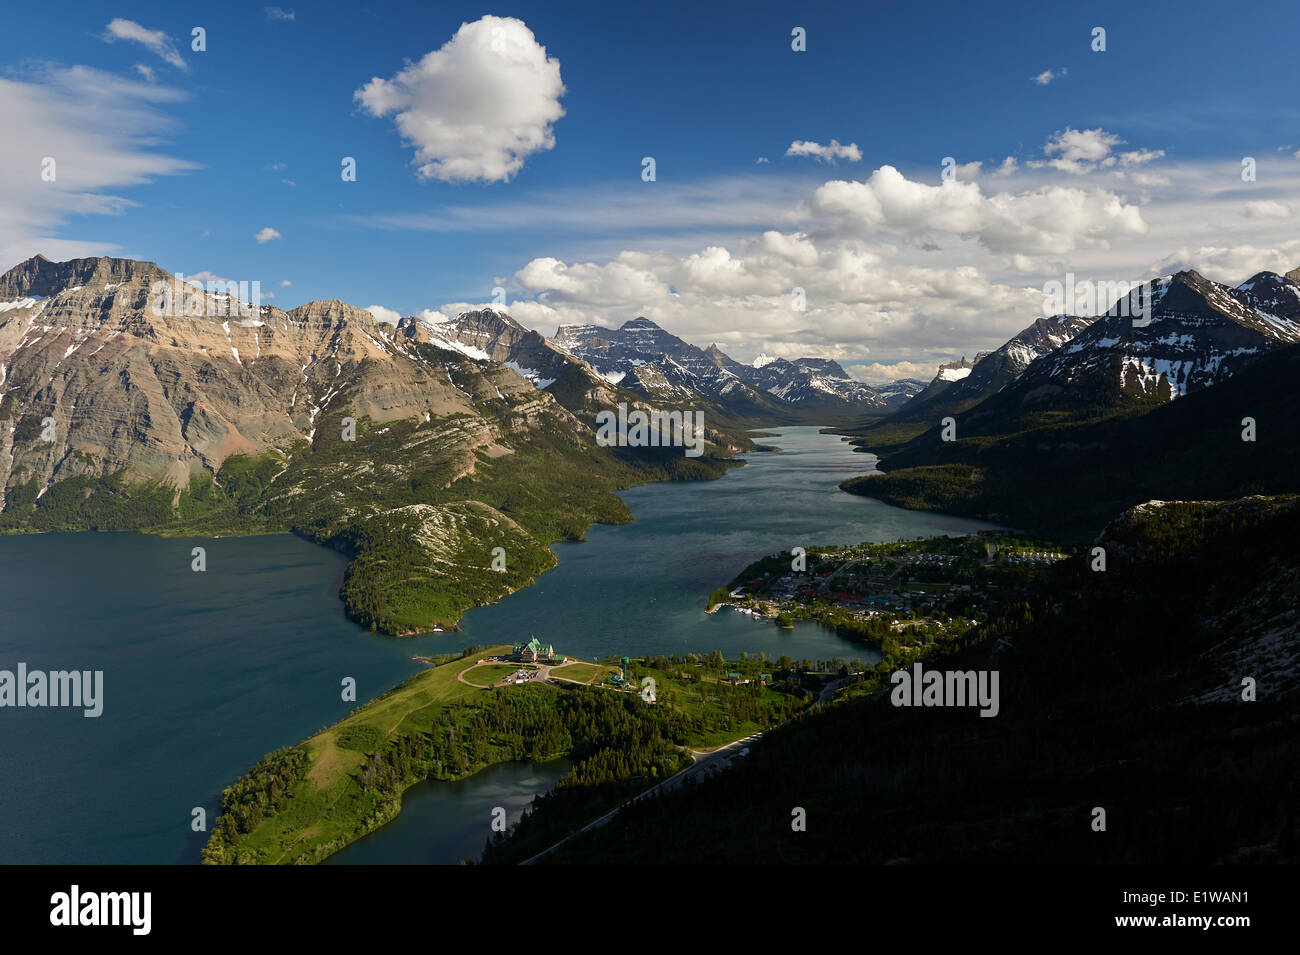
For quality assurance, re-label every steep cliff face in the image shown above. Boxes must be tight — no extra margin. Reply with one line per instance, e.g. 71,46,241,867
0,256,579,500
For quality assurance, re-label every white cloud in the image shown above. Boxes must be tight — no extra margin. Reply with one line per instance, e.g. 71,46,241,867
254,227,281,243
362,127,1300,373
1119,148,1165,166
847,361,936,384
1244,199,1291,219
1032,67,1067,86
1033,127,1123,174
354,15,565,183
755,156,770,164
367,304,402,325
133,64,155,83
1152,242,1300,283
265,6,296,20
347,175,798,238
786,140,862,163
183,270,233,287
102,19,187,72
281,279,292,287
0,65,195,268
809,165,1147,255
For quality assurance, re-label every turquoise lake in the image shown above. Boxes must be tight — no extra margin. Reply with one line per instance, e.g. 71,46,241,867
0,427,996,863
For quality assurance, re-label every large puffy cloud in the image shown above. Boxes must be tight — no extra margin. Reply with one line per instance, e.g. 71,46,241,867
354,15,564,183
0,66,195,268
488,228,1043,371
810,165,1148,255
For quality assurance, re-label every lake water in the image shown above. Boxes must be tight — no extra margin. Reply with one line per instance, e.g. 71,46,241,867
0,427,996,864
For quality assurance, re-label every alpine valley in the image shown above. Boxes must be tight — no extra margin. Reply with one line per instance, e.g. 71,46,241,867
0,254,915,635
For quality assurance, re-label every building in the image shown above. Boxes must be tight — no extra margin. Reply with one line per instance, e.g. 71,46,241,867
512,637,560,663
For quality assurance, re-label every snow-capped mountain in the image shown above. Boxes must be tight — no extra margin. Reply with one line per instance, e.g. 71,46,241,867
911,314,1097,412
1232,270,1300,326
412,307,587,390
552,317,895,414
1004,270,1300,407
550,318,791,416
873,378,927,407
735,356,889,407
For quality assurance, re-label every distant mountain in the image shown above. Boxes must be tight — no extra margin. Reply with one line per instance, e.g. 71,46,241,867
873,377,926,407
733,356,889,408
552,318,799,419
412,307,590,391
552,317,893,420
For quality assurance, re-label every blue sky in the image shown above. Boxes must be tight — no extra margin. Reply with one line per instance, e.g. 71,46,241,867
3,0,1299,380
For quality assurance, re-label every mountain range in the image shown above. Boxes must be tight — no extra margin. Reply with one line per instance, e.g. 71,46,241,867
841,267,1300,540
0,254,763,634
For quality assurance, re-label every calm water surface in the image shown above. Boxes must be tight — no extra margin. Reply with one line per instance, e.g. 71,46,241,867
0,427,996,863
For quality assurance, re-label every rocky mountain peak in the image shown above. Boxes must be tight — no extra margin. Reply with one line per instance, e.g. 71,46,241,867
0,254,170,299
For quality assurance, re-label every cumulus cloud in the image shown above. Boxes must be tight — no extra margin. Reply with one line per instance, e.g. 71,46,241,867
102,19,187,71
265,6,296,20
366,304,402,325
254,227,281,243
354,15,565,183
1033,127,1123,174
1032,67,1067,86
786,139,862,163
847,361,937,384
366,126,1300,376
809,165,1147,255
492,227,1045,370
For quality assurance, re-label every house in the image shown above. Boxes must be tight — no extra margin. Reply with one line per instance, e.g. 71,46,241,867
512,637,557,663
